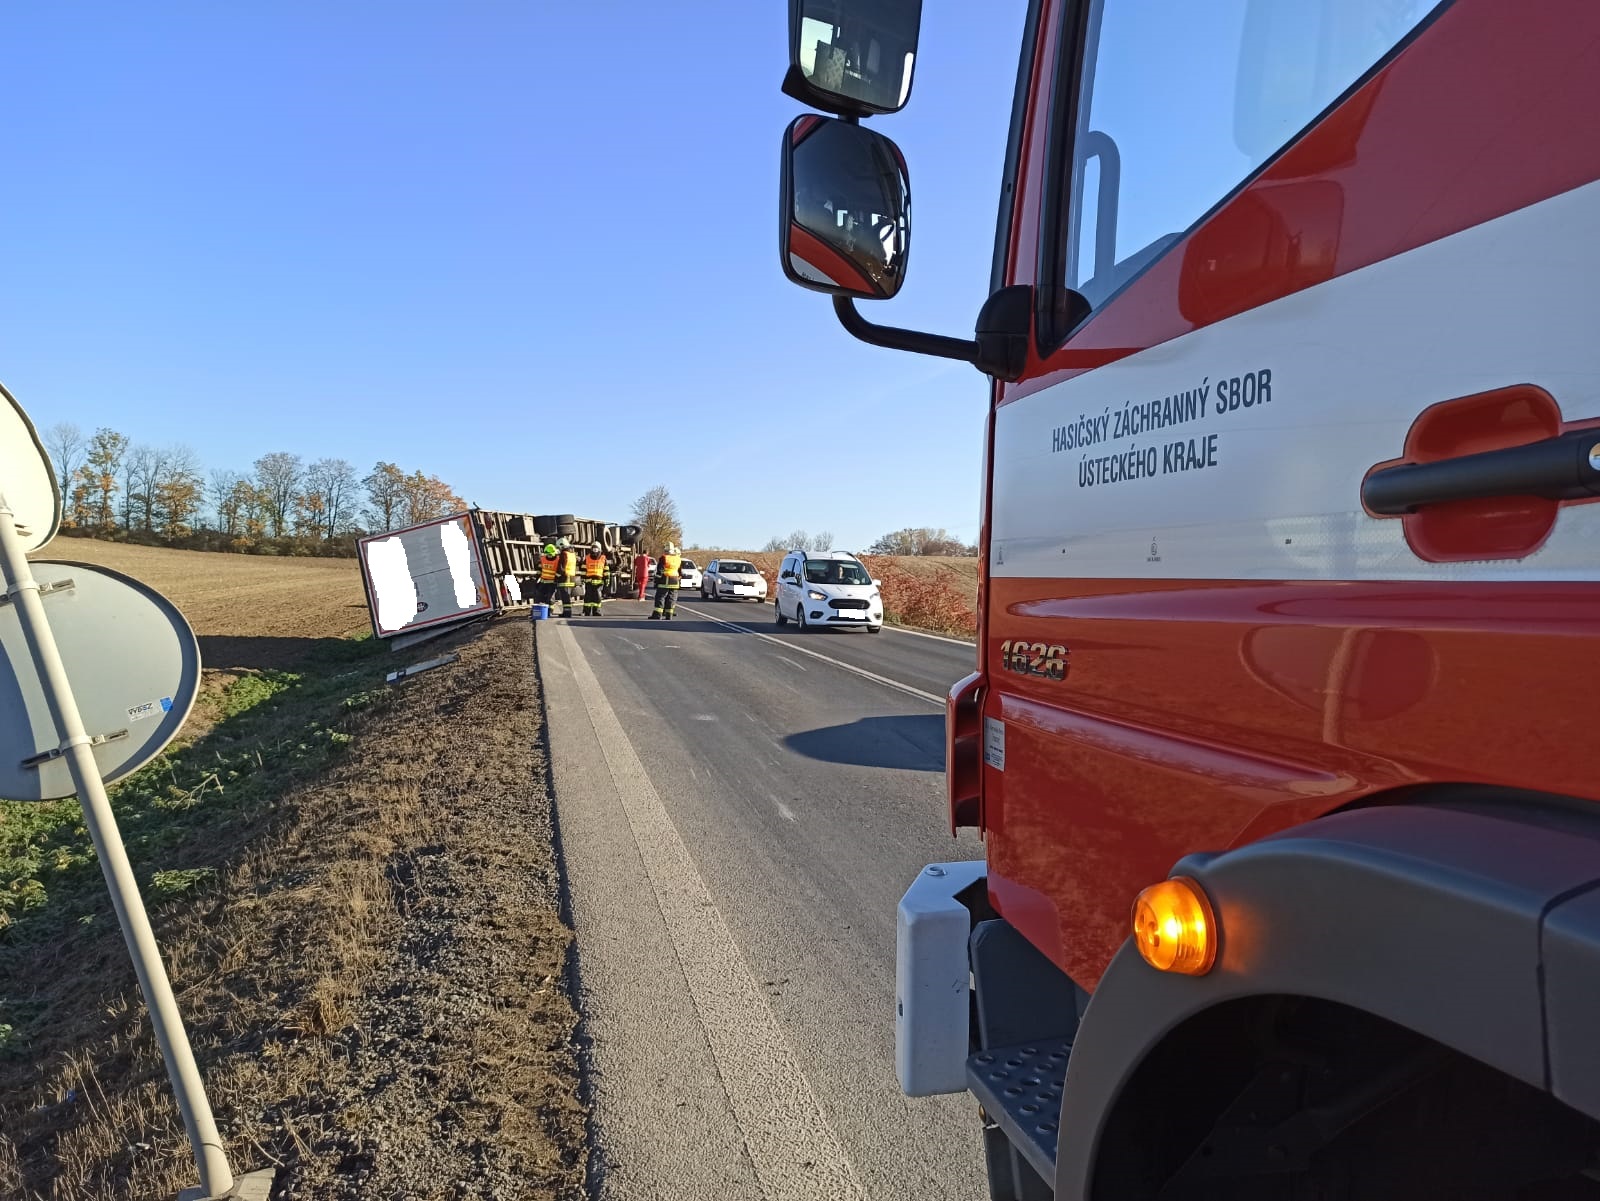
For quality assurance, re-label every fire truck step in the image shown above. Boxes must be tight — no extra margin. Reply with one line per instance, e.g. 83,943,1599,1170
967,1037,1069,1184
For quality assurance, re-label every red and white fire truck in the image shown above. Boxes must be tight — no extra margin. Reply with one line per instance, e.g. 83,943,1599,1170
780,1,1600,1197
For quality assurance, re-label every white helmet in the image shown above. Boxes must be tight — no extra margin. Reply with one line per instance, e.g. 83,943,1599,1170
665,542,678,555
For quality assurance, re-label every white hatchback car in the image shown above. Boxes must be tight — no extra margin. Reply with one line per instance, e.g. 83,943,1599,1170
701,558,768,602
774,550,883,632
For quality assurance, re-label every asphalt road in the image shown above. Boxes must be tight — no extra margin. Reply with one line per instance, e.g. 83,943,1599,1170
538,596,988,1200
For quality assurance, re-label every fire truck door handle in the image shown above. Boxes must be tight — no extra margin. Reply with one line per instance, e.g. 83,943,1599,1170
1362,429,1600,515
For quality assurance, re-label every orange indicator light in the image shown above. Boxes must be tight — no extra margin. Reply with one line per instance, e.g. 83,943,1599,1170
1132,877,1217,975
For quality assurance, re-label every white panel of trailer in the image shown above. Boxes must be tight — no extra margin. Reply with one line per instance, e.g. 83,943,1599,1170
358,512,493,637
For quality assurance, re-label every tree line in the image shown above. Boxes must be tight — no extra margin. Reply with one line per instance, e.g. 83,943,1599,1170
866,527,977,556
42,422,467,556
761,529,835,553
754,527,977,556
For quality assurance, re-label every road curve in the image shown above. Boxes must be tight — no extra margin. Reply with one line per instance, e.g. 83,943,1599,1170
539,597,987,1200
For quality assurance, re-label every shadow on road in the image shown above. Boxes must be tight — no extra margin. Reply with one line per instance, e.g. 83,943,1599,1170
784,714,944,772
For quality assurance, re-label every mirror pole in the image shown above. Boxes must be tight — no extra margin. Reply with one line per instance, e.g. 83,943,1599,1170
832,286,1033,382
833,296,982,366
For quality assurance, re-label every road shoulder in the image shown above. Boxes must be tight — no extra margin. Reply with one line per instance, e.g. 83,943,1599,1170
538,617,861,1201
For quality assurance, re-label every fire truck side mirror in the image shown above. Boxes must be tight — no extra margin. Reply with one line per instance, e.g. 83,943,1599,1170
782,0,923,117
780,114,911,301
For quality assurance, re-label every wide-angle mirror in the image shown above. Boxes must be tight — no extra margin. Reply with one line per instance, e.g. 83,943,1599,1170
780,115,911,300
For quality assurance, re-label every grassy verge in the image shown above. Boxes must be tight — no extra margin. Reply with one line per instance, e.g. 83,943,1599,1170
0,637,385,1040
0,635,390,1195
0,618,585,1200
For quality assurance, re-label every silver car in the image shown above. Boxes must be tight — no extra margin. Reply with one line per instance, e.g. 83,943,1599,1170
701,558,768,602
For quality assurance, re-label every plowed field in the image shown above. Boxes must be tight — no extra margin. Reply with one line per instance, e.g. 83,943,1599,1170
31,537,371,669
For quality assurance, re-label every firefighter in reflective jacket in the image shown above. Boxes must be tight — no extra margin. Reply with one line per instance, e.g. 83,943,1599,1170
554,537,579,618
537,543,560,606
581,542,609,616
649,543,682,620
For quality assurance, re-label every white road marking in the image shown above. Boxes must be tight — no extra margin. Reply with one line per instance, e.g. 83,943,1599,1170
555,624,862,1200
684,605,944,707
773,655,809,673
693,714,719,722
775,800,797,823
882,623,977,648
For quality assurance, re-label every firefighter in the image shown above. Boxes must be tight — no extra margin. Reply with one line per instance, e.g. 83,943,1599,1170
649,542,682,620
581,541,609,616
537,542,560,606
554,537,579,618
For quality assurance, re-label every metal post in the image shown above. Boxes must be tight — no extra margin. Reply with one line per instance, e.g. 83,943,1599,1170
0,498,234,1198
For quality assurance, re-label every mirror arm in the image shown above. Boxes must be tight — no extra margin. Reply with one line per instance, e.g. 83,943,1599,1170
832,296,981,365
832,284,1034,382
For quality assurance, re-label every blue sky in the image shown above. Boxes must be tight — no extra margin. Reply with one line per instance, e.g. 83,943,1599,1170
0,2,1026,551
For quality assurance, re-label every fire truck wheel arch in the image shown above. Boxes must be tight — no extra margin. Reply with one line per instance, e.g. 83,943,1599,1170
1050,799,1600,1200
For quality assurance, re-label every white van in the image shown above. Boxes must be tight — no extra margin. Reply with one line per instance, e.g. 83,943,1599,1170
774,550,883,633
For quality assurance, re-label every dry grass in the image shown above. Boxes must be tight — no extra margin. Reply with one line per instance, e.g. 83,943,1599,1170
0,545,586,1199
686,548,980,638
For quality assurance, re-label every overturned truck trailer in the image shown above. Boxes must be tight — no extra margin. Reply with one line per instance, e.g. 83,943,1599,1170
475,512,644,603
357,509,643,645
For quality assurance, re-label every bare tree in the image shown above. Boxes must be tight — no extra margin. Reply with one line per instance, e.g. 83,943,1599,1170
630,485,683,557
870,527,922,555
210,470,244,535
44,422,85,500
253,452,302,538
304,458,359,540
765,529,835,553
323,459,358,537
121,444,165,531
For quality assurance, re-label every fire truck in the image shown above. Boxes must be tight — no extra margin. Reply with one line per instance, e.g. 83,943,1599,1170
779,2,1600,1197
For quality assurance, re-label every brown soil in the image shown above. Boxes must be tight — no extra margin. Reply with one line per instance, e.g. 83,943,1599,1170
34,537,371,670
0,590,587,1196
